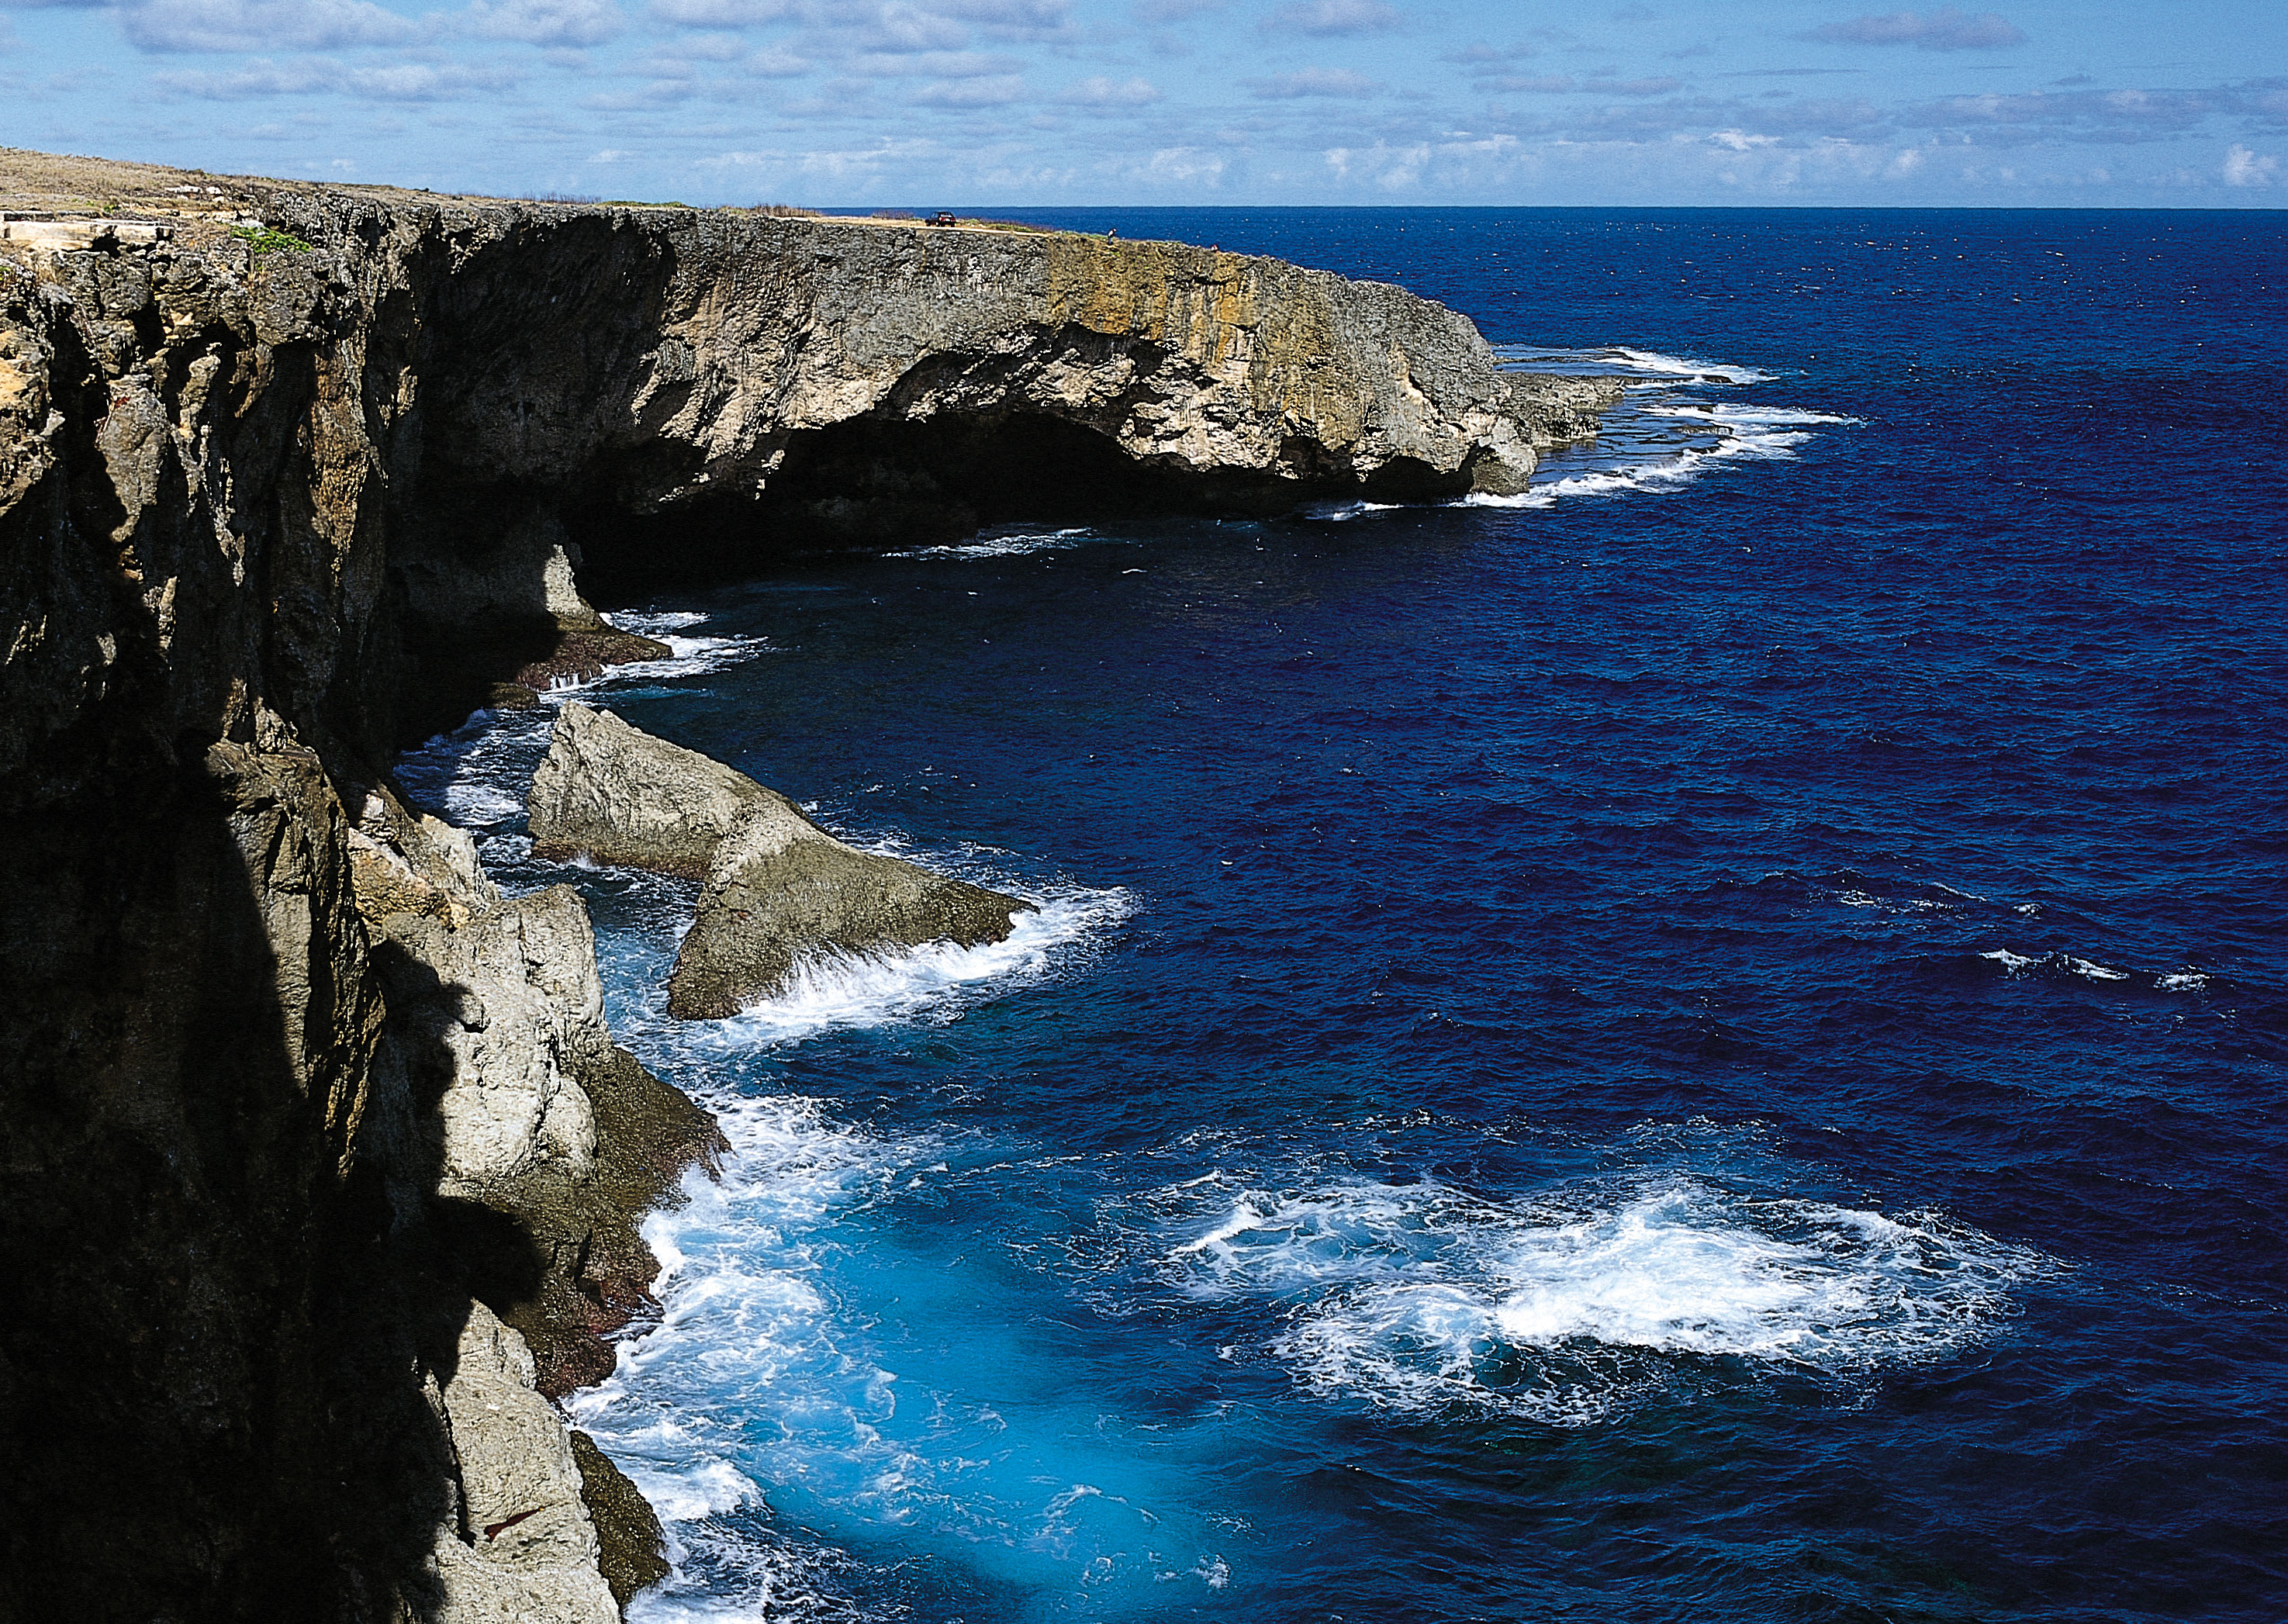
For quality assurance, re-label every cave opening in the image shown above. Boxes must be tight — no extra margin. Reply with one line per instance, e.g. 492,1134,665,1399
565,408,1455,599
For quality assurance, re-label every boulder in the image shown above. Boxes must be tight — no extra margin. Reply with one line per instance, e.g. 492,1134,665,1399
666,796,1033,1019
529,700,774,879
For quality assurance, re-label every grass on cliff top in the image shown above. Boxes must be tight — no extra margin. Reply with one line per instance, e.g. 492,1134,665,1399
230,223,313,255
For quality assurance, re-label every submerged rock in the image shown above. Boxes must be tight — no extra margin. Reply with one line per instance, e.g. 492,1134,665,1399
666,797,1034,1019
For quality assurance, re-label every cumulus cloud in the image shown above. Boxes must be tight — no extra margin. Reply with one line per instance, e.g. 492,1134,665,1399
934,0,1071,36
1260,0,1397,38
1809,7,2024,50
648,0,794,22
1478,73,1677,96
1894,85,2217,143
1144,143,1222,181
453,0,624,45
855,4,967,50
1248,64,1374,98
153,50,524,97
347,57,524,95
125,0,416,53
2223,143,2278,185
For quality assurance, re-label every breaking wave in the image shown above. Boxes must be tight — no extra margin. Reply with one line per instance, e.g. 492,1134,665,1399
1164,1171,2051,1425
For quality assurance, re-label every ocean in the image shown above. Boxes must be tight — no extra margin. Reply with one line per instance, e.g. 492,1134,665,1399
396,209,2288,1622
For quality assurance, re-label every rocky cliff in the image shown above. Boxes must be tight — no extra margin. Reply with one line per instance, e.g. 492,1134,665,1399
0,148,1616,1622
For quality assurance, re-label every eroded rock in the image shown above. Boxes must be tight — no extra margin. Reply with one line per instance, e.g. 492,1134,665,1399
524,701,1032,1018
529,700,772,879
427,1301,622,1624
570,1432,672,1608
667,795,1033,1020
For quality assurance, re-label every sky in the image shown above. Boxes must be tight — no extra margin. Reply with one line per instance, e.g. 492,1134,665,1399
2,0,2284,206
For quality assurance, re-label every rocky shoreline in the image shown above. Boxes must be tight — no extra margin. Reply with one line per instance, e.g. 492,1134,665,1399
0,147,1616,1620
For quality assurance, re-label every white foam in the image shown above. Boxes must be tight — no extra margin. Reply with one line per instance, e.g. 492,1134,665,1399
569,1092,937,1528
1491,342,1776,385
1460,422,1810,508
1166,1174,2048,1425
612,610,714,634
553,631,776,693
1654,403,1863,427
1609,344,1776,385
393,706,556,831
685,879,1134,1045
1301,500,1405,521
887,526,1117,560
1982,948,2133,983
2158,971,2210,992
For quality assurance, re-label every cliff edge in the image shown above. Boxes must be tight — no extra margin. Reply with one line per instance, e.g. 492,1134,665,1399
0,147,1615,1622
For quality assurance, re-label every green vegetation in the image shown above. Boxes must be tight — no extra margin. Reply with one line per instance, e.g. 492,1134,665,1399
230,223,314,256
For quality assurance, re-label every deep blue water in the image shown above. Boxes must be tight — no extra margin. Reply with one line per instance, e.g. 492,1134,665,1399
403,209,2288,1623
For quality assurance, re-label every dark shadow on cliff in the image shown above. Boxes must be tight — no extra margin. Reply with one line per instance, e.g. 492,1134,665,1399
566,409,1459,598
0,745,485,1624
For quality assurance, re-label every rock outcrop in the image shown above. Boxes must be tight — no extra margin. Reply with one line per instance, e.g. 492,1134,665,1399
529,701,1032,1018
530,700,775,879
668,784,1032,1019
428,1301,622,1624
0,147,1617,1622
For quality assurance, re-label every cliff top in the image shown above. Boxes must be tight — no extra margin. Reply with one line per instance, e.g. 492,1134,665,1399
2,144,1140,254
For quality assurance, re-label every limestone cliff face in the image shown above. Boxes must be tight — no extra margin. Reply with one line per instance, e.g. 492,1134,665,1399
244,191,1614,551
0,154,1616,1622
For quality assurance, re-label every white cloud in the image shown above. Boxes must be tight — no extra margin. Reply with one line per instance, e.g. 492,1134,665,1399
2223,143,2278,186
153,54,341,95
1446,40,1536,65
846,48,1014,75
1060,74,1159,105
1146,143,1223,182
910,71,1020,103
1588,74,1679,96
857,3,967,51
153,50,525,97
746,41,809,71
125,0,416,53
932,0,1070,40
1707,128,1777,151
1249,64,1374,98
1132,0,1225,19
1260,0,1397,38
648,0,794,23
1809,8,2024,50
452,0,625,45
